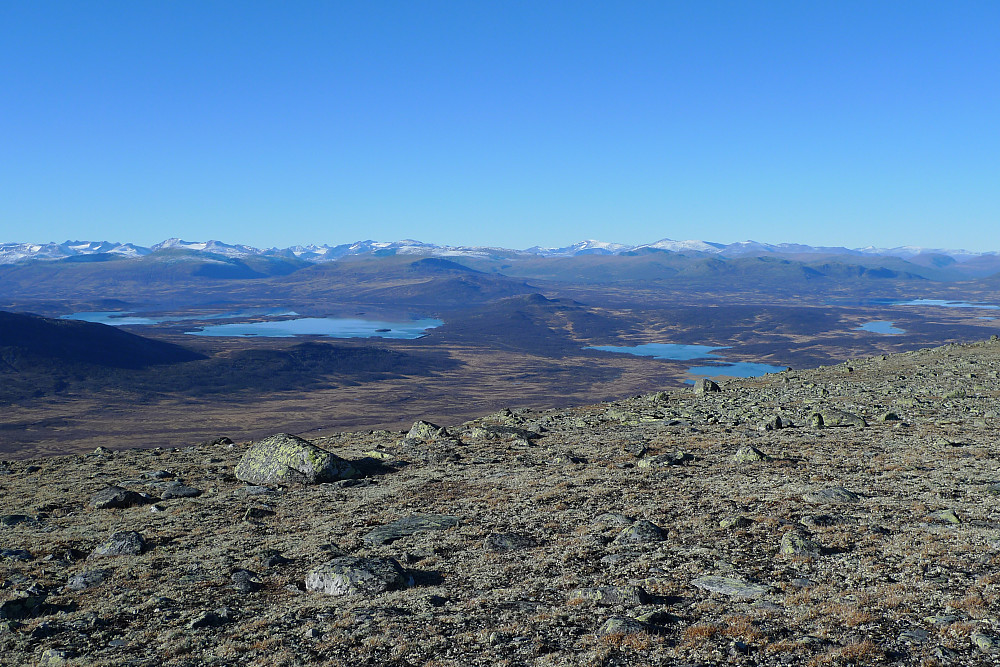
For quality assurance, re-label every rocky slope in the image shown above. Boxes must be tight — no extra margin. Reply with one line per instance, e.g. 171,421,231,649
3,338,1000,665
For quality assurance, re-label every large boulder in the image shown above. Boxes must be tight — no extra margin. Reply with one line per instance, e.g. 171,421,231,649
305,556,410,596
235,433,357,486
406,420,450,441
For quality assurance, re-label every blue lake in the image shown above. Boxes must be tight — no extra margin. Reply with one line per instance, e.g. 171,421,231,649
586,343,728,361
856,320,905,335
687,362,788,378
185,317,444,339
585,343,786,379
895,299,1000,310
63,309,297,326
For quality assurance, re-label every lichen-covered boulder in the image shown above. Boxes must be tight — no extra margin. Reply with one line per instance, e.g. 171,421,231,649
694,378,721,394
235,433,357,486
406,420,449,441
305,556,410,596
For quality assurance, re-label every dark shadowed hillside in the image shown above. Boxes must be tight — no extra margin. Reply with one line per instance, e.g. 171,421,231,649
0,311,205,370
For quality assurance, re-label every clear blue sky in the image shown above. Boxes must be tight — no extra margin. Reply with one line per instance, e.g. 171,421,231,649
2,1,998,251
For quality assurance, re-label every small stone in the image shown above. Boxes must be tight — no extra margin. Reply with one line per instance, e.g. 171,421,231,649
637,452,691,468
570,586,649,606
305,556,410,596
90,486,152,509
188,607,232,629
261,552,293,568
692,576,772,599
758,415,783,431
812,409,866,427
972,632,999,652
719,516,752,530
362,514,460,545
597,616,648,637
0,514,35,527
780,531,823,557
0,593,47,620
91,531,146,557
231,569,261,594
929,509,961,524
615,519,665,544
733,446,770,464
160,482,202,500
66,569,109,591
802,487,860,504
483,533,537,552
38,648,71,666
898,628,930,644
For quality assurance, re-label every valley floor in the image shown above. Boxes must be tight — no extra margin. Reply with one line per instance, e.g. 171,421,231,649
3,338,1000,664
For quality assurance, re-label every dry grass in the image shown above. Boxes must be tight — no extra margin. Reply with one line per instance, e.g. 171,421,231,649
808,640,885,665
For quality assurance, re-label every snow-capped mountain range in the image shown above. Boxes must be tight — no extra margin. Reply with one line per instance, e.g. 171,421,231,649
0,237,996,265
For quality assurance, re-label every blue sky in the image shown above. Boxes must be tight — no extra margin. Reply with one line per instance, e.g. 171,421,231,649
2,2,998,251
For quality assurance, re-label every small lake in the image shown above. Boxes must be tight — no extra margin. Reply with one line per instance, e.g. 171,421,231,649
687,362,788,378
855,320,905,335
585,343,786,379
895,299,1000,310
586,343,728,361
185,317,444,339
62,309,297,326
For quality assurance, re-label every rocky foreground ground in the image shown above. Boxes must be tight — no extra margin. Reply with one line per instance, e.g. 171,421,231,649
4,338,1000,666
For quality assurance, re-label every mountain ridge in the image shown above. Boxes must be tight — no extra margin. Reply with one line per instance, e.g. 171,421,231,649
3,237,998,266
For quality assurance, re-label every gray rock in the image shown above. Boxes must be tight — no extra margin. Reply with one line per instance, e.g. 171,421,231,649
694,378,721,394
812,409,867,427
972,632,999,653
720,515,752,529
0,514,35,527
597,616,649,637
38,649,71,666
407,420,450,441
758,415,783,431
234,433,358,486
615,519,665,544
0,548,33,561
570,585,649,606
929,509,961,524
188,607,233,629
637,451,691,468
802,487,860,503
0,593,47,620
780,531,823,557
899,628,930,644
692,576,772,599
90,486,151,509
231,569,261,594
160,482,202,499
92,531,146,557
362,514,460,545
733,446,770,463
305,556,410,596
483,532,537,552
66,569,109,591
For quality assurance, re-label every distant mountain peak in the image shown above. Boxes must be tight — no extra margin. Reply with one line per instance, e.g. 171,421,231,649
0,237,996,269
